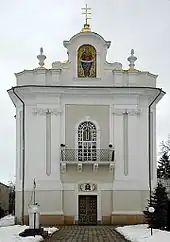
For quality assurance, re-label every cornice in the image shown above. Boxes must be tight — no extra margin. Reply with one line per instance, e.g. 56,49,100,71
15,68,62,77
8,85,164,93
120,70,157,78
63,31,111,49
7,86,165,106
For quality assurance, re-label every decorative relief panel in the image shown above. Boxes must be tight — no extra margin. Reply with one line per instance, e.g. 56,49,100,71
79,183,97,192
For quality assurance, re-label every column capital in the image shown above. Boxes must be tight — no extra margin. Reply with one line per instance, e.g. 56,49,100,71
112,108,140,116
33,107,62,116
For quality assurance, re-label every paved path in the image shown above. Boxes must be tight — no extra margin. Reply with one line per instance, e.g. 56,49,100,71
43,225,130,242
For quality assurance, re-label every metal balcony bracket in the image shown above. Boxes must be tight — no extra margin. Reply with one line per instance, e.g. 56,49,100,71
93,163,98,172
77,163,83,172
109,162,115,172
61,163,66,173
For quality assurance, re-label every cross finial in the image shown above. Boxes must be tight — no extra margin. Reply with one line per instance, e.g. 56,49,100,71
81,4,92,32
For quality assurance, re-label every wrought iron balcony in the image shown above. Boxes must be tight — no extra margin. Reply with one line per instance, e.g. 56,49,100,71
60,148,114,163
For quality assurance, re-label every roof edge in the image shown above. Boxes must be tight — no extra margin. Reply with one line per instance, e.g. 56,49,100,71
7,85,166,95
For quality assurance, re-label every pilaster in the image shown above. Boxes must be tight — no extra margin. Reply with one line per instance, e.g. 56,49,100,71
33,106,62,181
112,106,141,185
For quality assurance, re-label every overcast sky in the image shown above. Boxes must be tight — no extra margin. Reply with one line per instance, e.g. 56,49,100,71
0,0,170,184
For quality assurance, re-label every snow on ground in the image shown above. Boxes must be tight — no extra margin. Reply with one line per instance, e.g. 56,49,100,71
116,224,170,242
43,227,58,235
0,215,15,227
0,215,58,242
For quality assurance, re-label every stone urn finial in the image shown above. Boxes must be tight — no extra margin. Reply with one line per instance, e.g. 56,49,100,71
37,47,46,68
127,49,137,71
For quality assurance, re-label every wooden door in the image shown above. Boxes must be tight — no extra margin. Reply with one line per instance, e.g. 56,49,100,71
79,195,97,225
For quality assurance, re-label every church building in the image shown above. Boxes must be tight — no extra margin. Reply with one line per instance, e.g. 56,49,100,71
8,6,165,225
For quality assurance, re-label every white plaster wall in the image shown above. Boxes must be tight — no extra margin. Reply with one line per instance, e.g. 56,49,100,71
61,165,113,183
112,190,149,212
15,107,22,191
127,115,139,179
65,104,109,148
151,107,157,188
63,191,76,216
101,191,112,216
17,103,62,192
113,114,124,179
9,85,163,220
136,101,149,189
13,87,159,192
16,68,157,87
24,106,46,190
16,190,63,215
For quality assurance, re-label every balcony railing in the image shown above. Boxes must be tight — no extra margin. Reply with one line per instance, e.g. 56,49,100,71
60,148,114,162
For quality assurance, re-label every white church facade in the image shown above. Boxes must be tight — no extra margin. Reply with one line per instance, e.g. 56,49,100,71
8,20,165,225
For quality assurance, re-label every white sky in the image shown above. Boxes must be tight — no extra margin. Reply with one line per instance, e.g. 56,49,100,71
0,0,170,184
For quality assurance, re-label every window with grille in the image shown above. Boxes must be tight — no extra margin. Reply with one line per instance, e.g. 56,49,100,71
78,121,97,161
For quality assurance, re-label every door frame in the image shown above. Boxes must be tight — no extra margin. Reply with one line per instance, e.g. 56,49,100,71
75,190,101,222
78,195,97,225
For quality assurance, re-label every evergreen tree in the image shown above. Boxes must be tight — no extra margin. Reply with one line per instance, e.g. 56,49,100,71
8,182,15,215
144,183,169,230
157,152,170,179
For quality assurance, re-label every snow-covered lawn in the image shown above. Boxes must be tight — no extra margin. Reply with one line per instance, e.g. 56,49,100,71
116,224,170,242
0,215,58,242
0,215,15,227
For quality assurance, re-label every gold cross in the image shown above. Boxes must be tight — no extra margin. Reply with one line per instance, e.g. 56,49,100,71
81,4,92,25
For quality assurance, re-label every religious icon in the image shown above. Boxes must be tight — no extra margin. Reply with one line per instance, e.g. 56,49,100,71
85,183,91,191
77,45,96,78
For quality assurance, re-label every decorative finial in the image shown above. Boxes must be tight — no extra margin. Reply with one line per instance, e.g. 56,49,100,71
81,4,92,32
37,47,46,68
40,47,43,55
127,49,137,71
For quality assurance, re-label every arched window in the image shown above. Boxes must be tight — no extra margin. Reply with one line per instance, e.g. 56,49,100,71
77,45,96,78
78,121,97,161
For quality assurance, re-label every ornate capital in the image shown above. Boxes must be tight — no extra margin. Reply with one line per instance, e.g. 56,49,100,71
33,107,62,116
112,108,140,116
